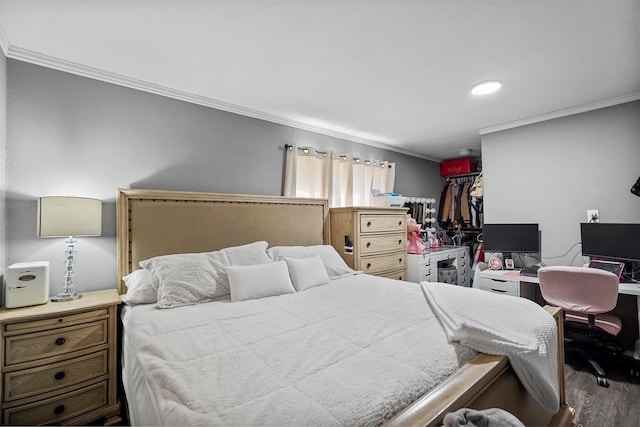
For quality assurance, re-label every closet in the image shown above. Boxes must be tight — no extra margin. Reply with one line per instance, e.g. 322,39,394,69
436,170,484,283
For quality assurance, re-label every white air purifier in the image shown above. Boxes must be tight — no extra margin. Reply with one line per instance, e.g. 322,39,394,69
5,261,50,309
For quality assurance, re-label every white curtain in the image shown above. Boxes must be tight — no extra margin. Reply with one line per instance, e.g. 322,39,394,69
283,144,396,207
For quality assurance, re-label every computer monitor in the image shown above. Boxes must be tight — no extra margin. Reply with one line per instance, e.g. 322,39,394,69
482,223,540,254
580,223,640,262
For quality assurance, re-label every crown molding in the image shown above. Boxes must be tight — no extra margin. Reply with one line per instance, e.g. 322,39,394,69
479,92,640,135
4,44,438,162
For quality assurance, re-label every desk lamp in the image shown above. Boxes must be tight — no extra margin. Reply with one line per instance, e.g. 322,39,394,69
37,196,102,301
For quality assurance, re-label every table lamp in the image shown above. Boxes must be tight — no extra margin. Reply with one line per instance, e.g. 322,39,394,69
37,196,102,301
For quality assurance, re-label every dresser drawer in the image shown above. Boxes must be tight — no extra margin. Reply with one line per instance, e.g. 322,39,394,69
360,233,406,255
417,266,435,282
3,381,107,426
481,277,519,296
361,252,406,275
4,350,108,402
360,214,406,234
378,269,406,281
5,320,108,366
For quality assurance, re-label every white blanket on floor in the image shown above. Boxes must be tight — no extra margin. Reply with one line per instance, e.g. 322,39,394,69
420,282,560,413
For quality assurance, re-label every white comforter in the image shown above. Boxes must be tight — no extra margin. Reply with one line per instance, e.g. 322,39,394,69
121,274,477,426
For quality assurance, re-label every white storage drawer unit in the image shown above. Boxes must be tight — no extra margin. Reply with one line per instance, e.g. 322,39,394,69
480,276,520,296
407,246,471,286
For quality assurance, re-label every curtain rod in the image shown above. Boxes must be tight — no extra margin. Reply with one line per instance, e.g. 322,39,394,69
283,144,392,168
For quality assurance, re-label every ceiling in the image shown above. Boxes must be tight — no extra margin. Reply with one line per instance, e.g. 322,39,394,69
0,1,639,161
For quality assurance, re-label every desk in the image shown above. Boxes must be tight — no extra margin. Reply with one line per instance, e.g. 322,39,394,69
480,269,640,359
480,269,640,297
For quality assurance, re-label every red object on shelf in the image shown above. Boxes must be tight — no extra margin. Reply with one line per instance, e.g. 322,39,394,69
439,157,480,177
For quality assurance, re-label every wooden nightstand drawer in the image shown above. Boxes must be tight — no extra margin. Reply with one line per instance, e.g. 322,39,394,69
5,320,108,366
3,381,107,426
4,350,108,402
359,214,406,234
360,233,406,255
361,252,406,275
4,309,108,334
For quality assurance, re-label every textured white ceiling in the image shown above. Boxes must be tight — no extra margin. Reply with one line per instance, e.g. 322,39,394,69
1,0,639,160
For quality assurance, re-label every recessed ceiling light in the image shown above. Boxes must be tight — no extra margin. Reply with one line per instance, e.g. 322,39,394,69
470,80,502,96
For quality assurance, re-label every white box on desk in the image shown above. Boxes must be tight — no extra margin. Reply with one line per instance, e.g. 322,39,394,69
5,261,50,308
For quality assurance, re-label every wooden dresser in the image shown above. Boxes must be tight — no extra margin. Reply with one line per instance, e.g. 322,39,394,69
0,289,121,425
330,207,408,280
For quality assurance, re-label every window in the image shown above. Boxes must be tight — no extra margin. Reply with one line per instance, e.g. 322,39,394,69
283,145,395,207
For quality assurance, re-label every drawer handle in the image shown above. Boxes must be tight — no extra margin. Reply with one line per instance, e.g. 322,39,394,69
366,263,372,269
54,405,65,415
398,221,402,226
398,239,402,245
398,258,403,263
366,242,371,248
55,337,66,346
366,221,372,227
54,371,66,380
491,288,507,293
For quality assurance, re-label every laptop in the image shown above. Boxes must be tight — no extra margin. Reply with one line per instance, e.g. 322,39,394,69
587,259,625,279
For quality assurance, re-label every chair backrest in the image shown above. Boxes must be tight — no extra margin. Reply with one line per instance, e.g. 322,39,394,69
537,266,619,315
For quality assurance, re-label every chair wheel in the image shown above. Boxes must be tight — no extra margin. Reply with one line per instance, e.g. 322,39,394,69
597,376,609,387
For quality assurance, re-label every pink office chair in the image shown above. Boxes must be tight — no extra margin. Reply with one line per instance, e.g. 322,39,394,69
538,266,621,387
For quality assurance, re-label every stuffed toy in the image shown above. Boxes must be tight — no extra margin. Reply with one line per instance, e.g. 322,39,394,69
406,215,426,254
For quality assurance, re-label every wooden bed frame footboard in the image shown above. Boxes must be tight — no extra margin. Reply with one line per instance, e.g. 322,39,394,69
384,306,574,427
116,189,573,427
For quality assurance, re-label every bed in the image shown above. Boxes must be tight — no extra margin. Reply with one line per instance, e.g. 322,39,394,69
116,188,574,426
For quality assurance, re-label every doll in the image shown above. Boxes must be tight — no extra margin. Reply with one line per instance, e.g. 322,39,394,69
406,215,426,254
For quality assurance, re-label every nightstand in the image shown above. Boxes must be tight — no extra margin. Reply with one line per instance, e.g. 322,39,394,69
0,289,121,425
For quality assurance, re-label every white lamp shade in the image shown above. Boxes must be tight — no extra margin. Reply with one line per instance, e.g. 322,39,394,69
37,197,102,237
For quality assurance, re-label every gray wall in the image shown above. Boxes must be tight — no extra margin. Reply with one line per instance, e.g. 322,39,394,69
481,100,640,266
0,51,6,293
6,59,442,294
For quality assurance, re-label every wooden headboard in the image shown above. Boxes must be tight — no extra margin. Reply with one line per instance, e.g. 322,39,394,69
116,189,329,294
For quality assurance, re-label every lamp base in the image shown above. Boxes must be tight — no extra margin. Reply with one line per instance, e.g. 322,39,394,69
51,292,83,302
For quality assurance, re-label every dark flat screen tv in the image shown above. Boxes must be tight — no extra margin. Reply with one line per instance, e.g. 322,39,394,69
482,223,540,254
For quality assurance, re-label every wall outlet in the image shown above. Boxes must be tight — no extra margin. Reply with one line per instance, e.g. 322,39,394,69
587,209,600,223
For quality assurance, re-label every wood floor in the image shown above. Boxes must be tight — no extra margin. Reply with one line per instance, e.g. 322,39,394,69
564,351,640,427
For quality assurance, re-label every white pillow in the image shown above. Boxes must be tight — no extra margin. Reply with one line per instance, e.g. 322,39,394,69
268,245,354,279
217,241,270,266
140,252,227,309
285,256,330,291
120,269,157,305
227,261,295,302
139,241,271,309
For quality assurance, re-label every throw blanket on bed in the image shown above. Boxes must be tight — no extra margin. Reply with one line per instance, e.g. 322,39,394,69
420,282,560,413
